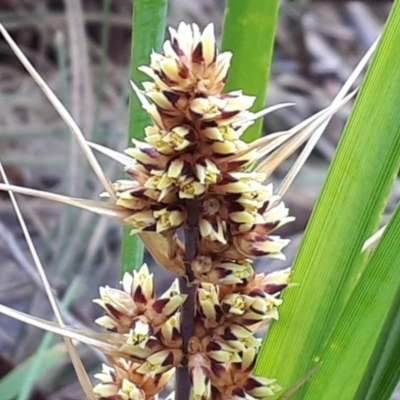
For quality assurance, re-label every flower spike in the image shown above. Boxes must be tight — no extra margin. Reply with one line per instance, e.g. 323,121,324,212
0,19,370,400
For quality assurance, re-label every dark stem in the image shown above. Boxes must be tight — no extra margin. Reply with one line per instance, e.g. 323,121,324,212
175,200,200,400
175,280,197,400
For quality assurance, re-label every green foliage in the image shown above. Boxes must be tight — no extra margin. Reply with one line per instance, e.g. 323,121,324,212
306,202,400,398
362,304,400,400
221,0,279,142
0,344,67,400
255,2,400,399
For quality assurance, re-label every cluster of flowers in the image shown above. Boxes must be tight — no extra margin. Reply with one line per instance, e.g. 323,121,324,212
93,265,290,399
92,22,293,400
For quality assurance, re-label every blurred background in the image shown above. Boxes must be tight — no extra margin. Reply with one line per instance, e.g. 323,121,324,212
0,0,396,399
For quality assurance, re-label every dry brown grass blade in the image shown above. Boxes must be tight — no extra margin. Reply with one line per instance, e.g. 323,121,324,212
0,183,184,273
227,100,348,168
65,0,95,198
255,90,357,177
277,36,380,197
0,23,116,202
87,141,136,167
0,304,123,356
0,163,95,400
232,102,295,127
0,183,130,221
65,0,94,135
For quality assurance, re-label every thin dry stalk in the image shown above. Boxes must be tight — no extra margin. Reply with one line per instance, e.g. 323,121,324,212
0,162,95,400
0,23,116,201
65,0,95,197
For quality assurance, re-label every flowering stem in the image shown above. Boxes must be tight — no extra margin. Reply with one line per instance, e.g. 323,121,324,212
184,199,200,280
175,282,196,400
175,200,199,400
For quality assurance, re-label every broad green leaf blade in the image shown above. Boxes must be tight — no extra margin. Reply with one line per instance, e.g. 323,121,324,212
221,0,279,142
128,0,167,141
121,0,167,275
0,344,67,400
304,203,400,398
359,293,400,399
255,1,400,396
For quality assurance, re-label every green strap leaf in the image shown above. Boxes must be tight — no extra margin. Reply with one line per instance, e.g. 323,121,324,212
305,203,400,398
255,1,400,397
355,223,400,400
0,344,67,400
121,0,167,275
221,0,279,142
358,282,400,399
